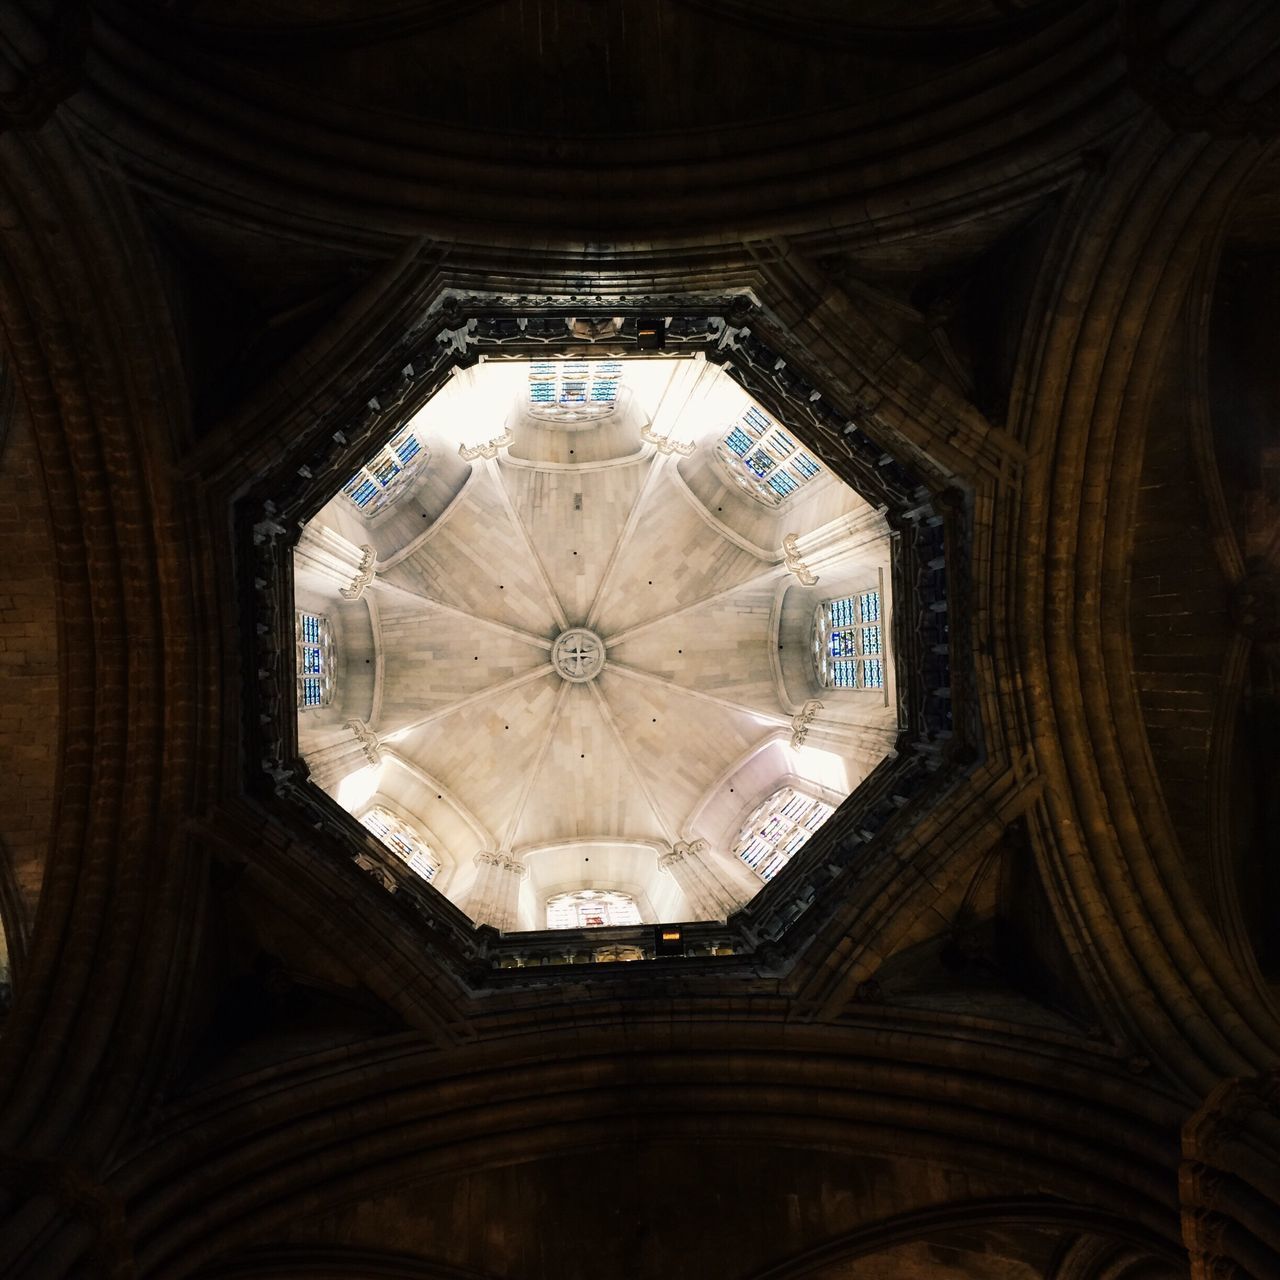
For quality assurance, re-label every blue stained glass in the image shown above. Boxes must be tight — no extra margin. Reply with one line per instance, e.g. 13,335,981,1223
772,429,796,454
858,591,880,623
745,450,775,477
596,361,622,375
590,381,618,402
725,427,752,456
829,629,855,658
530,384,556,402
832,664,857,688
371,454,401,484
530,361,556,374
767,471,798,498
861,626,881,654
743,406,771,435
301,677,323,707
794,453,820,478
861,659,884,689
828,597,856,627
560,380,588,404
302,646,322,674
344,476,379,508
301,615,321,643
394,433,422,463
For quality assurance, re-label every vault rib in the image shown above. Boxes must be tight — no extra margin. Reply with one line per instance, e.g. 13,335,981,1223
379,664,555,739
584,453,668,631
587,679,678,844
604,561,788,648
503,679,571,849
488,457,570,632
370,576,553,650
607,659,791,729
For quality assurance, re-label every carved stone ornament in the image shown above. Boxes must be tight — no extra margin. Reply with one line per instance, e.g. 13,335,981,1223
791,699,824,749
459,431,513,461
552,628,606,683
343,718,382,768
782,533,818,586
659,838,709,870
641,423,696,456
339,544,377,600
475,850,527,877
354,853,397,894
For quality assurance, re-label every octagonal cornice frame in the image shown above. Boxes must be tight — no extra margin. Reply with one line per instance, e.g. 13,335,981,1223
238,286,974,992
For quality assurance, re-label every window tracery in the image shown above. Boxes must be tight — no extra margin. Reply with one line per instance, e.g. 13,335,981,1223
296,611,336,709
814,589,884,690
341,426,428,514
527,359,622,422
734,786,834,881
545,888,642,930
360,806,439,882
717,404,822,505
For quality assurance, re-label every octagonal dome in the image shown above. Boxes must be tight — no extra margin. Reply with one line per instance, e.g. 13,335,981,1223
293,355,898,932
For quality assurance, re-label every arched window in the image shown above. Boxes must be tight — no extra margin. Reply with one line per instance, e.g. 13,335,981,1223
527,359,622,421
341,425,428,514
718,403,822,505
297,611,336,709
360,806,439,882
734,786,834,881
814,588,884,689
545,888,642,930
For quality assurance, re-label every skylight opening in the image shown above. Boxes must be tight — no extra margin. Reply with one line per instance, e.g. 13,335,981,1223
734,786,834,882
717,403,822,506
341,425,428,514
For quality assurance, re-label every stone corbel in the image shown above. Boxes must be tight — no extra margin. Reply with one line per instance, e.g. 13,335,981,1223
790,699,824,749
782,533,818,586
339,545,377,600
459,431,513,461
641,424,696,457
343,718,382,768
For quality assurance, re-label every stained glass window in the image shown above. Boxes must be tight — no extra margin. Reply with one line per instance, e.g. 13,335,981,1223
734,786,834,881
360,806,439,882
528,360,623,420
341,425,428,515
718,403,823,505
296,611,335,710
814,589,884,690
545,889,642,930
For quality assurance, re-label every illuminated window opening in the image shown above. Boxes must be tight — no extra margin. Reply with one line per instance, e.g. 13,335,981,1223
718,403,822,506
545,888,642,930
297,611,335,709
734,786,834,882
341,426,428,515
527,359,622,422
360,806,439,882
814,589,884,690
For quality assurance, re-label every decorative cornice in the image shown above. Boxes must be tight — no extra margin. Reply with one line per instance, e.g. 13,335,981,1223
339,544,377,600
641,424,695,457
782,533,818,586
790,699,824,749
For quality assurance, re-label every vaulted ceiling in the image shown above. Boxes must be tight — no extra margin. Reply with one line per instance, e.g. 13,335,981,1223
2,2,1280,1279
296,359,895,928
